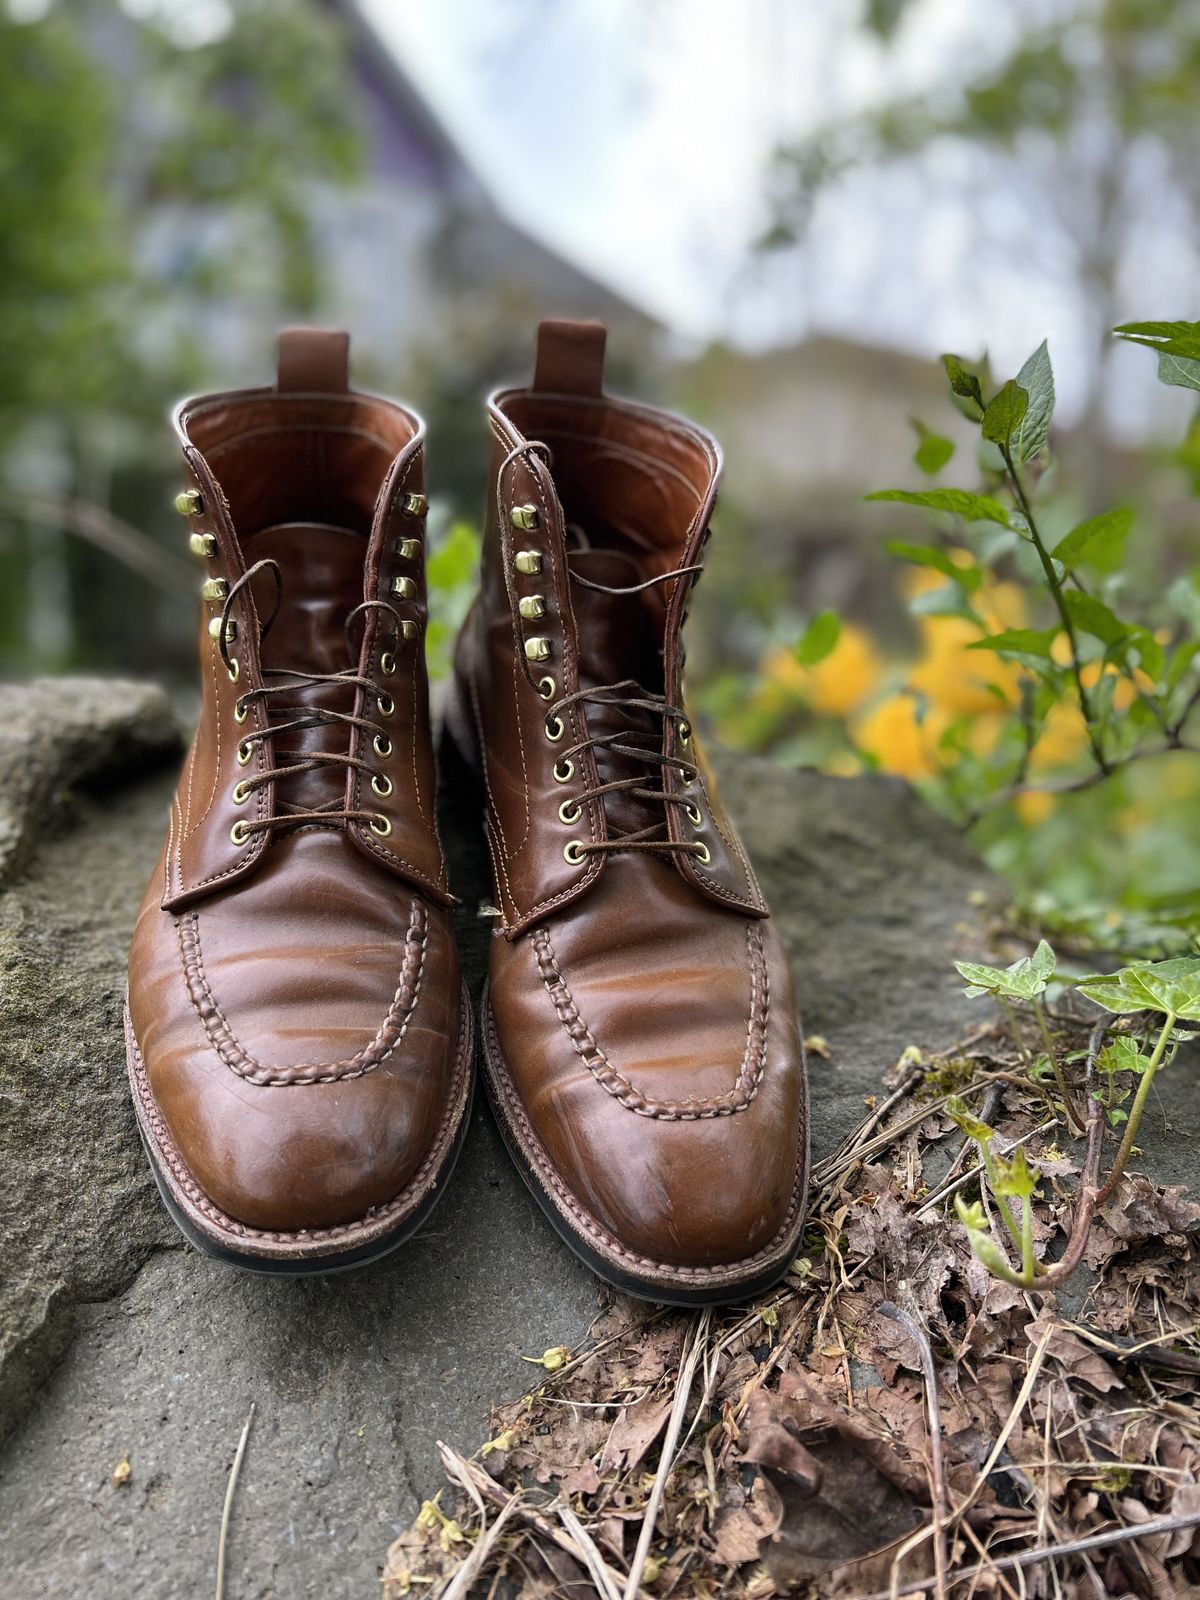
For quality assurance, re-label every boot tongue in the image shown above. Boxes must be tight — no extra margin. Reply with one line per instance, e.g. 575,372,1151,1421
245,522,366,818
567,546,668,839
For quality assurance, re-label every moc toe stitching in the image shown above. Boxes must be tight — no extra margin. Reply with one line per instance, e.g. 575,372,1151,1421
176,899,428,1086
531,920,769,1120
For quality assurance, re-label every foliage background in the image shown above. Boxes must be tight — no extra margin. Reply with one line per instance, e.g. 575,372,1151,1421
2,0,1198,952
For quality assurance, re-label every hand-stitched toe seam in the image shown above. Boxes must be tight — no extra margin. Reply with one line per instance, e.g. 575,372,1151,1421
176,900,427,1086
532,921,768,1120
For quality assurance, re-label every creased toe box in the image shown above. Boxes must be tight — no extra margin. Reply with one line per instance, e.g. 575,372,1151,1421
490,908,808,1274
128,834,463,1235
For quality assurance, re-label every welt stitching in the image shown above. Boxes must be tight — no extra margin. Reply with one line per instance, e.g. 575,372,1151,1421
532,921,768,1120
484,1002,805,1278
177,901,428,1086
126,995,470,1245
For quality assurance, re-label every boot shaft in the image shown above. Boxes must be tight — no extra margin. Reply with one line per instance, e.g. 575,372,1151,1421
459,319,768,934
164,329,449,911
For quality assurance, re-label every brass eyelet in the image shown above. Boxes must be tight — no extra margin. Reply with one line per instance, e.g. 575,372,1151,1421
378,693,395,718
236,742,252,767
370,814,392,837
381,651,397,676
694,841,711,865
553,757,574,784
233,698,248,725
564,840,585,865
230,820,251,846
678,720,691,746
226,657,239,684
686,803,702,826
537,675,556,701
558,798,582,825
232,780,251,805
545,716,564,742
373,734,392,758
371,773,393,798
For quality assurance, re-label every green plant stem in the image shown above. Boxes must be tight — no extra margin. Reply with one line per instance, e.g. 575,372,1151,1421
1000,443,1109,774
981,1146,1024,1255
998,996,1029,1064
1097,1011,1176,1203
1020,1197,1035,1285
1032,997,1084,1134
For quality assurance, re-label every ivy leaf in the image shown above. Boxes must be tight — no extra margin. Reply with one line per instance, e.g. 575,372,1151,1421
886,541,982,591
866,488,1012,525
1053,507,1132,571
943,354,984,414
911,419,956,475
1079,957,1200,1021
793,610,840,666
955,940,1056,1001
1063,590,1129,648
981,380,1030,448
1013,340,1054,460
1098,1036,1145,1077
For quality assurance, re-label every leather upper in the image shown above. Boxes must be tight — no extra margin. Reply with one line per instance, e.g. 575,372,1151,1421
128,329,463,1238
459,320,806,1275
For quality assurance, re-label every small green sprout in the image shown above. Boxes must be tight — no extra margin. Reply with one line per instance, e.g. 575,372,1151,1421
955,940,1082,1129
947,1097,1042,1287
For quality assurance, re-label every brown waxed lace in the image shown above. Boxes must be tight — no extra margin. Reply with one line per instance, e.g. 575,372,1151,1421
547,677,701,856
216,560,405,836
499,437,709,859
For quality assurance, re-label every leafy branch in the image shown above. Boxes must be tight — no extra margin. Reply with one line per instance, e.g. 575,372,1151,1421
946,943,1198,1288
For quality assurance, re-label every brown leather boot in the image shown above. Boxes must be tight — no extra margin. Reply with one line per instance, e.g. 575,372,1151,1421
447,320,809,1304
126,329,471,1272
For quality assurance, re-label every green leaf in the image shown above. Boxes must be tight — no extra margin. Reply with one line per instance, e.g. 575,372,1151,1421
1157,351,1200,392
886,541,982,591
793,610,840,666
866,488,1011,525
968,627,1059,662
991,1147,1039,1201
943,354,984,413
1098,1036,1144,1076
1114,320,1200,361
1053,507,1132,571
1063,591,1129,648
1079,957,1200,1021
1013,339,1054,461
981,380,1030,448
955,942,1055,1001
945,1094,994,1144
911,420,955,476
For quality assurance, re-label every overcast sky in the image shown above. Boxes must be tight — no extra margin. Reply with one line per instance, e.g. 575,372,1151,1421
362,0,1192,430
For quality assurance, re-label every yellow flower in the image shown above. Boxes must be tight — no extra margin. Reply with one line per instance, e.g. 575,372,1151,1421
1029,699,1089,773
758,624,881,719
1013,790,1056,826
853,695,948,779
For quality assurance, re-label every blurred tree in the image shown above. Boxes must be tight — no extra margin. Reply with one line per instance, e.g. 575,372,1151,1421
0,0,362,672
761,0,1200,498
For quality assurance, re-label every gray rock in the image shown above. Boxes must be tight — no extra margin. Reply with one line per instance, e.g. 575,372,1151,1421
0,676,180,887
0,684,1109,1599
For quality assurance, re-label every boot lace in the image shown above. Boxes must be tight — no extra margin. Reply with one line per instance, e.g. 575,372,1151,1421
216,559,405,838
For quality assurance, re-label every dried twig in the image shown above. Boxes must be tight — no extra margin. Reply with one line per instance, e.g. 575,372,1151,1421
879,1294,950,1600
860,1509,1200,1600
622,1310,710,1600
214,1403,255,1600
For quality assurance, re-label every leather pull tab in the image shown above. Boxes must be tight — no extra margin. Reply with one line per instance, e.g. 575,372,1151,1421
532,319,606,396
276,327,350,393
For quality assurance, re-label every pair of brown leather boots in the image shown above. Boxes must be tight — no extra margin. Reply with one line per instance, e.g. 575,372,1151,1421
125,320,809,1305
